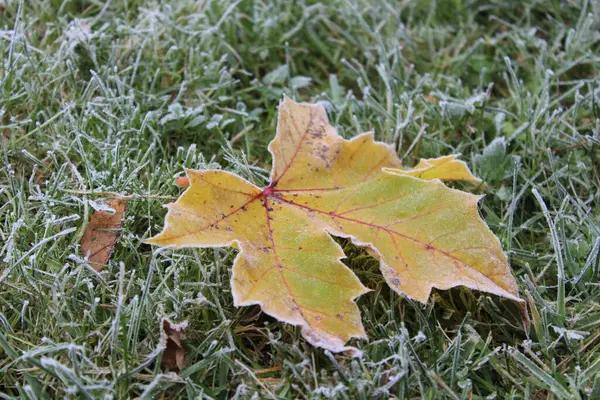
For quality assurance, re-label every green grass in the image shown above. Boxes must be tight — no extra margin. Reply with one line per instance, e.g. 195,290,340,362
1,0,599,398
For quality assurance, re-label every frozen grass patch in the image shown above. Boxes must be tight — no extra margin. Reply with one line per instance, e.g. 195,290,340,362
1,0,599,398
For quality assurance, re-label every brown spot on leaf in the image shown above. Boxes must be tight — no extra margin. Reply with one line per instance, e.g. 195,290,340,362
310,128,324,139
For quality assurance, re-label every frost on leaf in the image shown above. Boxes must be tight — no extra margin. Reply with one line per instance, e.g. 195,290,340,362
146,96,521,354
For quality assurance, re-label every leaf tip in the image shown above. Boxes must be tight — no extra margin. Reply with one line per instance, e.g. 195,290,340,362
301,327,366,357
280,93,295,109
143,230,176,248
472,193,486,205
142,235,161,246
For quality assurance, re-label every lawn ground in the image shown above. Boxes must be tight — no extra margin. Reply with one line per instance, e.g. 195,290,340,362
1,0,600,398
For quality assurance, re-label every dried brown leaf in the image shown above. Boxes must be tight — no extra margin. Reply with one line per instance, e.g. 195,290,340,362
80,199,127,271
160,318,188,371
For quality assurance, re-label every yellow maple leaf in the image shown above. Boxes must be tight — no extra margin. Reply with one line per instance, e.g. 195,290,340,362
146,96,521,354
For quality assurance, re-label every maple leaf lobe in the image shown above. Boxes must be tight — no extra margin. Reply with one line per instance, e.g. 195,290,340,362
147,168,368,353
